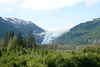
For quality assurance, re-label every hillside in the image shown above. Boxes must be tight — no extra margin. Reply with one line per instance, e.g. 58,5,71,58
53,18,100,45
0,16,45,43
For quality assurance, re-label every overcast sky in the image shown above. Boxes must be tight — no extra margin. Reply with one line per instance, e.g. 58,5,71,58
0,0,100,29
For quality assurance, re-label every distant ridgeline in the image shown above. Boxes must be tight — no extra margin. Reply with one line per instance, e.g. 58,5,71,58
0,16,45,44
53,18,100,45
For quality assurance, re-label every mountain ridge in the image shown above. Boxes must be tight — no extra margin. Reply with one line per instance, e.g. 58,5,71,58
53,17,100,45
0,16,45,43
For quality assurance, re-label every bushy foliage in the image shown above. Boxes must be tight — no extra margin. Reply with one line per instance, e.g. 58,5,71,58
0,45,100,67
0,30,100,67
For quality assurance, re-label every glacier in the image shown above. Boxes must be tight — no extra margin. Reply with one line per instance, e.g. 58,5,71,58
0,16,69,44
42,28,69,44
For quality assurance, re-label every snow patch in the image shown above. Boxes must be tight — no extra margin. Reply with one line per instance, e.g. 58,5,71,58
1,16,7,21
33,32,45,36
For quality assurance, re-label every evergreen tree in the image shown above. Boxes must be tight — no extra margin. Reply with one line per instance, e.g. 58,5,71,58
22,38,26,47
32,35,36,51
7,37,17,51
17,32,22,40
27,31,36,50
0,32,2,40
11,30,14,38
16,32,23,46
9,29,12,40
27,31,33,48
5,32,8,46
0,38,6,50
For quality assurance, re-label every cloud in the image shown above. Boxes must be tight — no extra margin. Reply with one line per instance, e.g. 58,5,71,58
0,0,19,4
85,0,99,6
0,0,99,11
21,0,82,10
0,0,20,11
21,0,100,10
3,8,13,11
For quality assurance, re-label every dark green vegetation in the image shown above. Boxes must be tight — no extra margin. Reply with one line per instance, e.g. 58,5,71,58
0,43,100,67
53,18,100,45
0,16,45,43
0,30,100,67
1,17,100,67
0,30,36,50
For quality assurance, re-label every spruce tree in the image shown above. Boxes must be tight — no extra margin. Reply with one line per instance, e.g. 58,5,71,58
5,32,8,46
27,31,33,48
16,32,23,46
11,30,14,38
17,32,22,40
22,38,26,47
0,38,6,50
32,35,36,51
0,32,2,40
27,31,36,50
7,37,17,51
9,29,12,40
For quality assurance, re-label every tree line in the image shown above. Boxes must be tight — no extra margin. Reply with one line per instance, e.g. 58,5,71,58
0,29,37,51
0,30,100,67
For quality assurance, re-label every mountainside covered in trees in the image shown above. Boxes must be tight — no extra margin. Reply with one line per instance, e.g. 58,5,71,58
53,18,100,45
0,16,45,43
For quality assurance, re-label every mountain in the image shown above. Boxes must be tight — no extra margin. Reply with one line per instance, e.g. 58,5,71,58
42,28,69,44
0,16,45,43
53,18,100,45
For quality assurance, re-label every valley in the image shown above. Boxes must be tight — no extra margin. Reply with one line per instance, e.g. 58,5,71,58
0,0,100,67
0,16,100,67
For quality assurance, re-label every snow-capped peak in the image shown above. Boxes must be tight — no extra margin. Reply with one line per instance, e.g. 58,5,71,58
1,16,32,25
1,16,7,20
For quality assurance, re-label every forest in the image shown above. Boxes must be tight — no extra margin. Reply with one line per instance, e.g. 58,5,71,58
53,18,100,45
0,30,100,67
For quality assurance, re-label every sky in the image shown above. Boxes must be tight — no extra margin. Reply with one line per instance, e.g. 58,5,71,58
0,0,100,29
